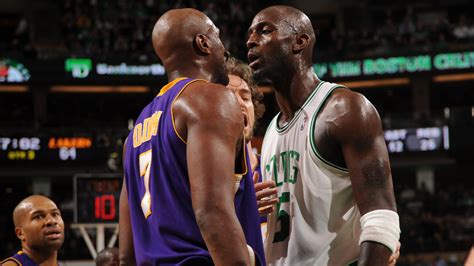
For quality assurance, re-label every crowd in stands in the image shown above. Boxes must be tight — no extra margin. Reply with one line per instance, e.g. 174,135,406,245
3,1,474,62
395,182,474,265
324,9,474,59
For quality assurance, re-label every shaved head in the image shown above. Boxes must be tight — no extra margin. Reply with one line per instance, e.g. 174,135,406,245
152,9,216,64
13,195,56,227
96,247,119,266
13,194,64,254
247,5,316,85
151,8,228,85
258,5,315,42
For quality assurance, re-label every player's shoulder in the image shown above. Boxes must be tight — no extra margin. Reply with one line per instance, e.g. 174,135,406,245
325,87,376,117
0,257,21,266
328,86,366,105
179,80,236,107
186,79,231,95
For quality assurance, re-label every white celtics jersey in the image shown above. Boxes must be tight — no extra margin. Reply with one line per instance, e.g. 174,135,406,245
261,81,361,266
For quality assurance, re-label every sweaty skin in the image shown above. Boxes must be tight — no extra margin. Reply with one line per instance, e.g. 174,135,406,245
248,5,399,265
120,8,253,266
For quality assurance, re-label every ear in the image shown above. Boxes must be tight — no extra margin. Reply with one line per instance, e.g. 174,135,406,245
292,33,310,53
194,34,211,55
15,227,25,242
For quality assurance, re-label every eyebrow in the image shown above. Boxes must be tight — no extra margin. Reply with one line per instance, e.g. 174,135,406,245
248,21,270,34
30,208,60,216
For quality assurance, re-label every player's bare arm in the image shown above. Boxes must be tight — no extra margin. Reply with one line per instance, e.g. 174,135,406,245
119,141,136,266
319,89,399,265
173,81,251,266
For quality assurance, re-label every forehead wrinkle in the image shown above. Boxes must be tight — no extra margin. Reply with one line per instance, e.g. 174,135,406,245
228,75,249,90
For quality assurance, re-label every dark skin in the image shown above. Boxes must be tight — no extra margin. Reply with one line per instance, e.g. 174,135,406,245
119,8,250,266
3,195,64,266
247,5,397,265
96,247,119,266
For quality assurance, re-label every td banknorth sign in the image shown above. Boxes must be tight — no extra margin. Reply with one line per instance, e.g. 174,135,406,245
65,58,165,79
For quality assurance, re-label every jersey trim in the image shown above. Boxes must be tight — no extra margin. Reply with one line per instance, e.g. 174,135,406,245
157,77,187,97
309,85,349,172
234,139,249,176
275,81,325,133
0,257,22,266
171,79,208,144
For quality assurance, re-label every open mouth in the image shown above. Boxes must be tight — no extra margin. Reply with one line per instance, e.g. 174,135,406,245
247,52,260,69
242,112,249,128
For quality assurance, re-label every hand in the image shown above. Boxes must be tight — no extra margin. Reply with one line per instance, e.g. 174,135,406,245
388,242,401,266
253,171,279,216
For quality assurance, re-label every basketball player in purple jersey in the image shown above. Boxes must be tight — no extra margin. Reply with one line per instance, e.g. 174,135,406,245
119,8,264,266
1,195,64,266
225,57,278,218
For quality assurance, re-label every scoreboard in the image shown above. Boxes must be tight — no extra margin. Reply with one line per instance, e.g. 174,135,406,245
384,126,449,153
74,175,122,223
0,136,107,161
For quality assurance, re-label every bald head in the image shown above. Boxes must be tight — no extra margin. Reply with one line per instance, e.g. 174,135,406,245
257,5,315,48
151,8,228,84
152,8,216,63
13,195,57,227
96,247,119,266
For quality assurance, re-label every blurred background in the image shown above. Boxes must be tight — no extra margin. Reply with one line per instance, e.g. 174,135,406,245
0,0,473,265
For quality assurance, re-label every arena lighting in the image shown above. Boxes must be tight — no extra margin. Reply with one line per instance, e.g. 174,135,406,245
0,85,28,92
340,78,410,88
50,86,149,93
432,72,474,82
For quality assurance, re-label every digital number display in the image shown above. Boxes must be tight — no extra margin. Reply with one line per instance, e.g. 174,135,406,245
74,175,122,223
0,136,106,161
384,126,449,153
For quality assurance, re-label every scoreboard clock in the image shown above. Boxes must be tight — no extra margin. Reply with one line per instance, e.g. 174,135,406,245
0,136,107,161
74,175,122,223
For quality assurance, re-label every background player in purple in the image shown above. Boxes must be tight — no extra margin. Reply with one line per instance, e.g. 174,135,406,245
1,195,64,266
225,57,278,219
119,8,264,266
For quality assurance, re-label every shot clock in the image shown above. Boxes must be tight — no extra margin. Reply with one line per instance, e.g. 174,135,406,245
74,175,122,223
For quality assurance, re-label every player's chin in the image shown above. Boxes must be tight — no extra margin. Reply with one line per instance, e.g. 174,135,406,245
48,239,65,249
252,69,272,85
44,235,65,247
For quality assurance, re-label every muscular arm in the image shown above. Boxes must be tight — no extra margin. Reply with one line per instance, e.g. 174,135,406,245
326,90,397,265
119,141,136,266
174,82,250,266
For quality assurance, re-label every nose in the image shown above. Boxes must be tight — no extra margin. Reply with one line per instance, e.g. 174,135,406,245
45,214,58,226
247,32,257,49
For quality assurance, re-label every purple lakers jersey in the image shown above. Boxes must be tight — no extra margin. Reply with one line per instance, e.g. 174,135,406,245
1,251,39,266
123,77,265,265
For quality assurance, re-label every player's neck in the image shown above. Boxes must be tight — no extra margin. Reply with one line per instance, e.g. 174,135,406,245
22,247,58,266
166,68,212,83
274,69,320,122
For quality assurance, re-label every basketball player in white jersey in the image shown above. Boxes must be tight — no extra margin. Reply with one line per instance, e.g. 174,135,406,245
247,5,400,265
